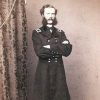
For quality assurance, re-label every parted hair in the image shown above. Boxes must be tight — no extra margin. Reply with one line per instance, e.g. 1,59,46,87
40,4,57,15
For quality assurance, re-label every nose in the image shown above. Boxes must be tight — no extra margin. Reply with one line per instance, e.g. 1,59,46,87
49,14,52,18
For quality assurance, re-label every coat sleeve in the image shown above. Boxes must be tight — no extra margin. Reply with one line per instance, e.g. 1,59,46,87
32,30,53,59
57,31,72,57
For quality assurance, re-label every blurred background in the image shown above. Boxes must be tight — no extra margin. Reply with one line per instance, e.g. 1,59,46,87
26,0,100,100
0,0,100,100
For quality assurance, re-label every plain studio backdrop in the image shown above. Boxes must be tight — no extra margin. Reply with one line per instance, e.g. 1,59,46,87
26,0,100,100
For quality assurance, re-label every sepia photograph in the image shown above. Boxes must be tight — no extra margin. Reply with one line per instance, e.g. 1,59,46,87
0,0,100,100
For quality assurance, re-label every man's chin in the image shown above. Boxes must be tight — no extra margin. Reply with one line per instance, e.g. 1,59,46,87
47,21,53,24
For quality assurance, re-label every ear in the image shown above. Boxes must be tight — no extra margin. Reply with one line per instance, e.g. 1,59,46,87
42,14,44,18
42,13,45,16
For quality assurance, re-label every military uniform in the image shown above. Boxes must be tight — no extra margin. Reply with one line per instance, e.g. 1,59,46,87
32,26,72,100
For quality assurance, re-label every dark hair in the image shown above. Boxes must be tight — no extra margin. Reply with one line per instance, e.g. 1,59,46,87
42,17,58,26
40,4,57,15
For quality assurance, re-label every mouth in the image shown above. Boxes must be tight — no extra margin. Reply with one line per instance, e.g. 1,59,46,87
48,19,53,22
48,19,54,21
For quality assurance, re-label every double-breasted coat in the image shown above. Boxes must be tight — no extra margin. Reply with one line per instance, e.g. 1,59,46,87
32,26,72,100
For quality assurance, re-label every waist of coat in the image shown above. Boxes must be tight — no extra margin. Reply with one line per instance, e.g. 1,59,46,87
39,57,63,63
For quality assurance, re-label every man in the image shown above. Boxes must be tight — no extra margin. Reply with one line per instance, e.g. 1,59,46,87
32,4,72,100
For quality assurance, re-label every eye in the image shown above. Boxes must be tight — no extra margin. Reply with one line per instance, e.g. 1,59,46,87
52,13,55,15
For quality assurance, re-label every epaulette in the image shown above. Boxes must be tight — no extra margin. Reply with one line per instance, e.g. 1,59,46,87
35,28,41,33
57,29,62,32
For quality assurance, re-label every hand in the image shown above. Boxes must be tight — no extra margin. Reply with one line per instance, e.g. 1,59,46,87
43,45,50,49
62,40,69,44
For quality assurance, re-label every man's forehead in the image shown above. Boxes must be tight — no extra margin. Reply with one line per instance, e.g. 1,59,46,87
44,7,55,13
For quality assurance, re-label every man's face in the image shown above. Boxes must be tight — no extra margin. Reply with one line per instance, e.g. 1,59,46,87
43,7,56,25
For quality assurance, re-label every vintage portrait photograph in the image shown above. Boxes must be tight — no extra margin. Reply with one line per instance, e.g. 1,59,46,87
0,0,100,100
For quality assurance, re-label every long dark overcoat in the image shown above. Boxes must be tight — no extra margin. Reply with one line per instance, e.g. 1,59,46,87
32,26,72,100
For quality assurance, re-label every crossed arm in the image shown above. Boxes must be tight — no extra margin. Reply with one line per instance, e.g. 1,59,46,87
32,30,72,59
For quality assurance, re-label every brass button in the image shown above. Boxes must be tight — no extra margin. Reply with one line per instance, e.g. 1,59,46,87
55,58,58,62
53,51,56,54
55,40,57,42
52,51,54,53
56,52,58,54
47,39,50,42
55,38,58,42
48,58,51,62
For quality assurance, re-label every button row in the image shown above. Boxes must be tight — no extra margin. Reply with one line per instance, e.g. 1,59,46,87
51,51,58,54
48,58,58,62
47,38,58,43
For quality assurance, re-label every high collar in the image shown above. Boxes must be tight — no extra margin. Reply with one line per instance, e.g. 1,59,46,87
40,25,59,38
42,25,55,31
